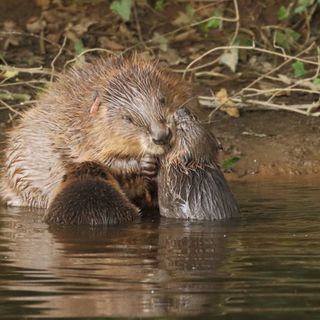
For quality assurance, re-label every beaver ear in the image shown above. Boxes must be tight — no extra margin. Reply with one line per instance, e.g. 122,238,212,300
89,92,101,114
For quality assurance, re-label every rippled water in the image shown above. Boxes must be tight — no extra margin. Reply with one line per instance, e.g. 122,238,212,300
0,180,319,319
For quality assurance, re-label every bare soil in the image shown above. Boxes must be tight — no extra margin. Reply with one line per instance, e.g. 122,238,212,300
211,110,320,178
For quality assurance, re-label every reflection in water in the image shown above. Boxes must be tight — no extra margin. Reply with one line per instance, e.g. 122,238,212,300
0,180,320,319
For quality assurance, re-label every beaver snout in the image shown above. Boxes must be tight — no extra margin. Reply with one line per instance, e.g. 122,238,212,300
151,126,172,145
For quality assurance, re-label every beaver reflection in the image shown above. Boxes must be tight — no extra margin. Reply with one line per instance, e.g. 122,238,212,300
45,218,238,317
44,161,139,226
158,107,239,220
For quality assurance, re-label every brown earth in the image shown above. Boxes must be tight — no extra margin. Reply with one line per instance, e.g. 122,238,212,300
212,110,320,179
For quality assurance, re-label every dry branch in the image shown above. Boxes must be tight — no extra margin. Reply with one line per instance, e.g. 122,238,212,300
199,96,320,117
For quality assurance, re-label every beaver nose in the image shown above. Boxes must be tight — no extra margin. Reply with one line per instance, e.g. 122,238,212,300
151,126,172,145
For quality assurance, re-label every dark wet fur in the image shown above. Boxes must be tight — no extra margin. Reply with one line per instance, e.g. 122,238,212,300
158,107,239,221
45,162,139,226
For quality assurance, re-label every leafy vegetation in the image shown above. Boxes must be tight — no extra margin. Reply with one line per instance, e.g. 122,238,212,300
292,61,306,78
154,0,166,11
277,5,289,20
222,157,240,171
110,0,132,22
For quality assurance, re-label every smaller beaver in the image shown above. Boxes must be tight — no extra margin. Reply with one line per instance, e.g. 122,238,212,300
158,107,239,221
44,161,140,226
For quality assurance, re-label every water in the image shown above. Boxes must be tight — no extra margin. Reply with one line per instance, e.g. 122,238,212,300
0,180,319,319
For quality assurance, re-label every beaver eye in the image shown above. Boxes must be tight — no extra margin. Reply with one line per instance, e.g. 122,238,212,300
159,96,166,106
122,115,133,123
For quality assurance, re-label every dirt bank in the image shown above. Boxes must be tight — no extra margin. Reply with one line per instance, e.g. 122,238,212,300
212,110,320,179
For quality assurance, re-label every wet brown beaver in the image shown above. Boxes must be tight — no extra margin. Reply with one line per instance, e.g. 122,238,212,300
158,107,239,221
44,161,139,225
0,56,190,209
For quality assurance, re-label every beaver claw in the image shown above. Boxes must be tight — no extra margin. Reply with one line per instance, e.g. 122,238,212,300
140,155,159,177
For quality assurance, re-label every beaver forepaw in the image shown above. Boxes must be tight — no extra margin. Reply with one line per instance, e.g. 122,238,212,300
140,155,159,177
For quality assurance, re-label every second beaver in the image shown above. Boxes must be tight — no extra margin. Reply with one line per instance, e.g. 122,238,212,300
158,107,239,221
44,161,140,226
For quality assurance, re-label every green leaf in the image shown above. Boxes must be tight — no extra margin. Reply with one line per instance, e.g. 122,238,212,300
294,0,314,13
110,0,132,22
74,39,85,56
185,4,196,19
292,61,306,77
222,157,240,170
155,0,166,11
277,5,289,20
274,29,300,50
237,36,254,46
291,31,301,41
294,4,307,13
207,18,221,29
73,39,86,64
275,30,290,50
199,9,222,33
312,78,320,86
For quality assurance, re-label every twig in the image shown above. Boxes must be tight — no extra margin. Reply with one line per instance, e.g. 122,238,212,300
63,48,116,69
0,80,48,87
265,75,320,92
0,99,23,116
230,0,240,45
244,42,315,95
0,31,73,54
0,100,37,110
183,43,319,78
195,71,233,78
200,43,316,119
133,3,145,45
242,87,320,97
0,65,52,75
199,95,320,116
50,36,67,82
123,1,239,54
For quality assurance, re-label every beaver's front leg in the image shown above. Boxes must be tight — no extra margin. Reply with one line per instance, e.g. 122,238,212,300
139,155,159,178
105,155,158,178
105,155,159,209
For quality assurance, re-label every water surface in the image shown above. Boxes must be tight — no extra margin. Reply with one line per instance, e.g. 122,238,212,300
0,180,319,319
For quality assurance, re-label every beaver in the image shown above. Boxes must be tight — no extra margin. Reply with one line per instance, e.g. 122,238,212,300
158,107,239,221
0,56,190,209
44,161,139,225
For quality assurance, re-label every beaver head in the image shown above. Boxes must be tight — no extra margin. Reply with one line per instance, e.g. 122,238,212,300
164,107,220,165
98,58,191,156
